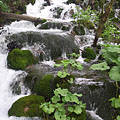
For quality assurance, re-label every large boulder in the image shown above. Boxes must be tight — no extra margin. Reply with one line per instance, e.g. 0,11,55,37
82,47,96,60
6,31,79,60
33,74,57,99
7,48,36,70
8,95,45,117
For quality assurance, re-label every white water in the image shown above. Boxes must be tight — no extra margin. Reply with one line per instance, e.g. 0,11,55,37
0,0,103,120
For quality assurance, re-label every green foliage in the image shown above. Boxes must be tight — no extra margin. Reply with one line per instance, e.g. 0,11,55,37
90,62,110,71
55,53,83,84
40,88,86,120
90,44,120,82
109,95,120,109
117,115,120,120
8,95,45,117
109,96,120,120
0,0,10,12
109,66,120,82
7,48,36,70
73,6,98,29
102,20,120,43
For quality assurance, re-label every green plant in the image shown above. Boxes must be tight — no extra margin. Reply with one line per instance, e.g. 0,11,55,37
40,88,86,120
102,20,120,43
90,44,120,119
0,0,10,12
109,96,120,120
73,6,99,27
55,53,83,84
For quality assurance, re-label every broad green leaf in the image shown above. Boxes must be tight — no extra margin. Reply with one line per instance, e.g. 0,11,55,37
109,97,120,108
72,117,76,120
57,71,70,78
90,62,110,71
51,95,60,103
55,64,62,67
54,110,61,120
48,104,55,114
70,95,79,103
68,106,74,112
107,47,120,54
76,62,83,70
62,60,71,67
64,95,71,102
117,115,120,120
74,105,82,114
60,89,69,96
68,78,74,84
109,66,120,81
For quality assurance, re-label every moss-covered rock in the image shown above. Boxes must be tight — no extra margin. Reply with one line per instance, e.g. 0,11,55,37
7,48,36,70
72,25,85,35
8,95,45,117
33,74,56,99
82,47,96,60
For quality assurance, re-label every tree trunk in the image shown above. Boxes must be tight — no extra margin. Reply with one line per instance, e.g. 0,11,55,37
92,0,116,47
1,12,51,24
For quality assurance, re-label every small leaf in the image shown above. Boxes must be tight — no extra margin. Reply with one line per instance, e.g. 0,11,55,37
68,106,74,112
51,95,60,103
73,93,82,97
74,105,82,114
117,115,120,120
90,62,110,71
55,64,62,67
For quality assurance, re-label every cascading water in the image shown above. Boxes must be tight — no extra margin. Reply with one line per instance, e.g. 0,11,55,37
0,0,108,120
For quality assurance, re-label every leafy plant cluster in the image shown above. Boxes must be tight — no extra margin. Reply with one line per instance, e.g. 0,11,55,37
90,44,120,119
73,6,99,26
0,0,10,12
102,20,120,43
55,53,83,83
40,53,86,120
40,88,86,120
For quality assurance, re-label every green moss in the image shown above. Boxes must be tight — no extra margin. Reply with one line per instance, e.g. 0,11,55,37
8,95,45,117
33,74,56,99
82,47,96,60
7,48,36,70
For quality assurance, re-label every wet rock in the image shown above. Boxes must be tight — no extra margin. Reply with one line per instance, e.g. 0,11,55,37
8,95,45,117
7,41,23,52
38,21,71,30
6,31,79,61
50,7,63,18
71,65,118,120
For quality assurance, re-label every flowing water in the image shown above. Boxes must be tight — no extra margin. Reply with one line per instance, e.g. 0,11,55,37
0,0,104,120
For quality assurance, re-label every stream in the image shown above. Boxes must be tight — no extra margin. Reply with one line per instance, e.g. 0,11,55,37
0,0,119,120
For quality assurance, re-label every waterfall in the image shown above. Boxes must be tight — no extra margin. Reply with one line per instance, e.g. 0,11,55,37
0,0,106,120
